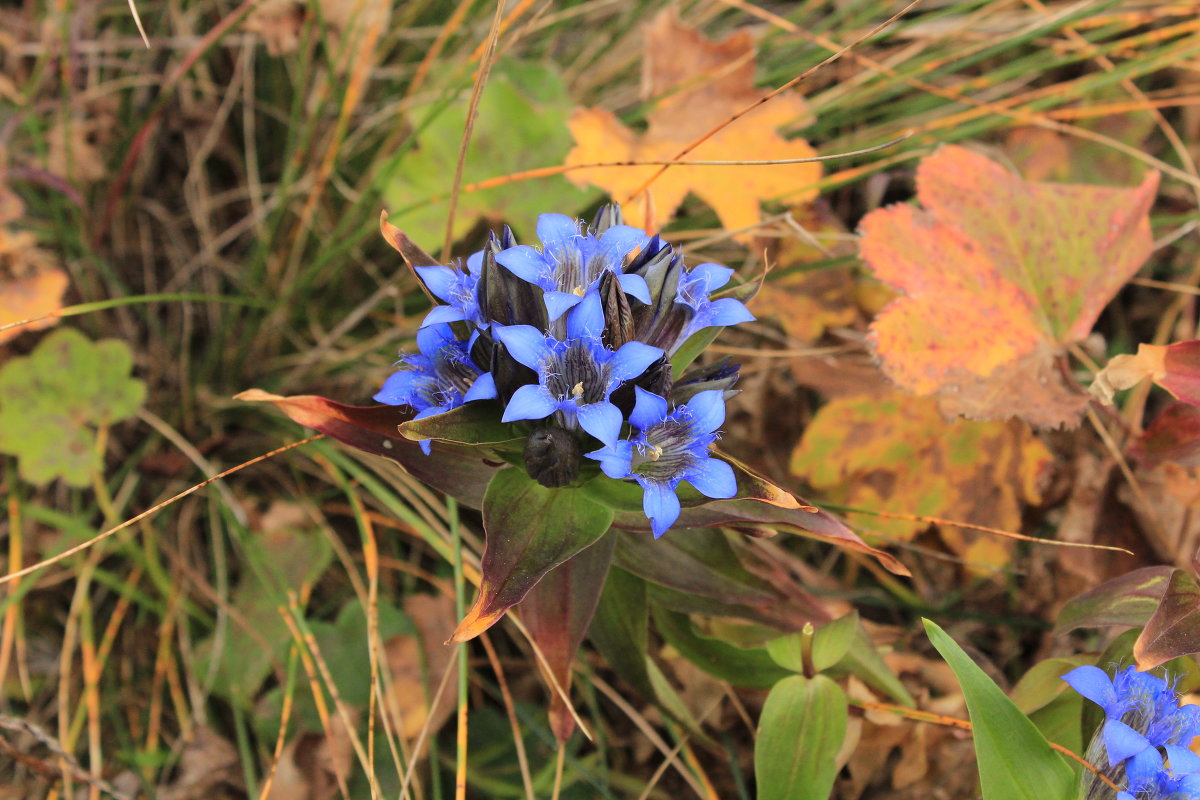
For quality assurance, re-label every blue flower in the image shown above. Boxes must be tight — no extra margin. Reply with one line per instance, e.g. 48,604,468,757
374,323,497,454
415,250,485,327
1117,744,1200,800
495,213,652,321
1064,665,1200,775
493,292,662,448
675,261,755,341
586,387,736,538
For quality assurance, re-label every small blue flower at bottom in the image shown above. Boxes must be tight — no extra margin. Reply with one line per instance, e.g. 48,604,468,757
1117,744,1200,800
374,323,496,454
586,387,736,538
1063,665,1200,768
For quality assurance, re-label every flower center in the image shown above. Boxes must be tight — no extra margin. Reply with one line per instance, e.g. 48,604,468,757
542,340,609,405
632,416,700,479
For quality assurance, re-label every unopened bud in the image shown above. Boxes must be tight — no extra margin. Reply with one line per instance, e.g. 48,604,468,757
523,426,582,488
599,271,634,349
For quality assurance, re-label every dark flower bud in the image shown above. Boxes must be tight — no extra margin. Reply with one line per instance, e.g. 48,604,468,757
672,357,740,405
590,203,625,235
523,425,582,488
492,340,538,405
611,354,672,417
469,328,494,373
598,271,634,349
479,230,546,329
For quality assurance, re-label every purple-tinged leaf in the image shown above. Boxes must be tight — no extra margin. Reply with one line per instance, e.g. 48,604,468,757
1135,569,1200,670
1130,403,1200,469
1053,566,1174,635
235,390,498,508
520,531,615,741
450,468,614,642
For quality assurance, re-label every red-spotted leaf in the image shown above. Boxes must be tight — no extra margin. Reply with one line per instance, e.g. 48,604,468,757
451,467,614,642
519,530,615,741
1092,340,1200,407
236,390,499,508
1131,402,1200,468
1134,568,1200,670
1053,566,1173,634
860,145,1159,428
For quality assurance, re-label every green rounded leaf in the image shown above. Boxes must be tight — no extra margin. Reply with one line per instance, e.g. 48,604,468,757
755,674,847,800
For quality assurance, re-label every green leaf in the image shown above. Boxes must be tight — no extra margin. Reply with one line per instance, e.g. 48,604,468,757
1054,566,1173,634
0,327,145,486
653,607,791,690
923,619,1075,800
194,523,334,707
755,674,847,800
451,467,614,641
768,612,859,674
398,401,521,446
1135,568,1200,670
384,60,597,243
588,566,654,700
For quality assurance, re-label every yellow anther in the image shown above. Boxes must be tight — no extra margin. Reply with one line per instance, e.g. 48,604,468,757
571,381,585,397
571,286,586,297
647,445,663,461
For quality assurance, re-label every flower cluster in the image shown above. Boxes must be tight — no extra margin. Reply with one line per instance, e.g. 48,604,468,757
375,205,755,536
1063,664,1200,799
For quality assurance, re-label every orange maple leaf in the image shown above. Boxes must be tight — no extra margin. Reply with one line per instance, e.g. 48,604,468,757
564,10,819,240
859,146,1159,428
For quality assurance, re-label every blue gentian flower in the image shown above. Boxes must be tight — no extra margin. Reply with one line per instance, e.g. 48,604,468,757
493,292,662,448
495,213,652,321
415,250,485,327
374,323,497,453
1117,743,1200,800
676,262,755,341
586,387,736,537
1064,665,1200,767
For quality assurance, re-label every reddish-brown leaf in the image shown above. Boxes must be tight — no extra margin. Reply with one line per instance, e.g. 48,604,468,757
860,146,1159,428
1092,340,1200,407
1134,568,1200,670
235,390,499,508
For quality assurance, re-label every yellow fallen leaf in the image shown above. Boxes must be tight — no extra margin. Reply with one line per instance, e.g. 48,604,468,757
565,10,820,240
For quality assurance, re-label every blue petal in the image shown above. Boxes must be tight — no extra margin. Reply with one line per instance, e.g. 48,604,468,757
537,213,580,255
577,401,623,448
414,265,458,302
415,323,454,354
494,325,548,371
1166,745,1200,775
610,341,664,383
585,441,633,480
706,297,756,327
617,272,651,304
463,372,497,402
419,440,432,455
501,383,557,423
686,390,726,433
421,304,468,327
495,246,548,286
640,480,681,538
466,250,483,273
598,224,649,262
688,262,734,292
566,291,604,339
685,457,736,500
1180,775,1200,794
1103,718,1151,765
1062,666,1118,710
544,291,582,322
1126,744,1163,788
630,387,668,431
374,371,417,405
